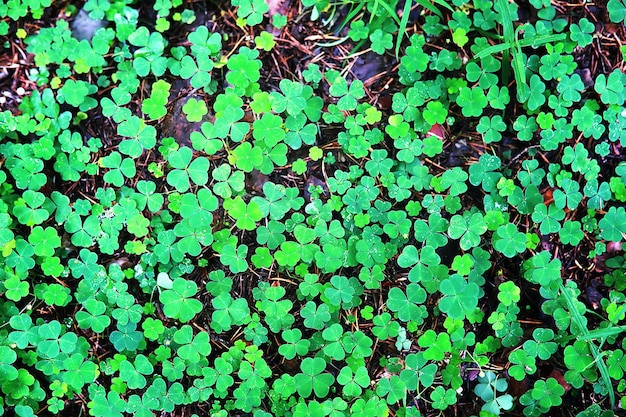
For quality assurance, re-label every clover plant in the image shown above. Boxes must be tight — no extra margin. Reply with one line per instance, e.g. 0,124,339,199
1,1,626,417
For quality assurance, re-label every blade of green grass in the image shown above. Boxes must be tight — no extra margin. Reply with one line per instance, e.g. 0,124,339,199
496,0,518,99
558,280,616,408
474,33,568,60
415,0,446,18
373,0,402,26
557,325,626,343
395,0,412,57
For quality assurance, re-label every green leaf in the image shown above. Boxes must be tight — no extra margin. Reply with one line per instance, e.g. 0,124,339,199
418,330,451,361
220,243,249,273
253,113,285,146
570,18,594,47
438,275,479,320
493,223,527,257
117,116,157,157
224,196,264,231
59,79,93,108
369,29,393,55
110,322,144,352
456,87,487,117
448,212,487,250
523,251,562,287
182,97,208,122
28,226,61,257
337,365,370,397
211,292,250,332
376,375,407,404
142,79,171,119
430,385,457,410
557,74,585,103
400,352,437,390
173,325,211,363
166,146,210,192
279,328,310,359
508,349,537,381
387,283,427,322
599,206,626,242
294,357,334,398
300,301,331,330
102,151,136,186
159,278,203,322
608,0,626,24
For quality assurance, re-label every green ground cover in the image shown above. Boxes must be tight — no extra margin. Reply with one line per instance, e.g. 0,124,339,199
1,0,626,416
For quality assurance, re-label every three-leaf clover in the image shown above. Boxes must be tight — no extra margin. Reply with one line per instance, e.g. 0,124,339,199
117,116,157,157
448,212,488,250
166,146,210,192
173,325,211,363
456,87,487,117
182,97,208,122
387,284,427,323
493,223,527,257
294,357,334,398
438,275,479,320
159,278,203,322
337,365,370,397
224,196,264,231
142,80,171,119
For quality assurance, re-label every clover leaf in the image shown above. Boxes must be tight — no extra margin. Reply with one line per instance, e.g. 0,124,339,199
159,278,203,322
387,283,427,323
110,322,144,352
117,115,157,157
508,349,537,381
142,79,170,120
400,352,437,390
294,357,334,398
493,223,527,258
474,371,513,415
430,385,457,410
329,75,365,111
599,206,626,242
220,243,249,273
377,375,407,404
128,26,167,77
418,330,451,361
369,29,393,55
570,18,594,47
59,79,96,109
182,97,208,122
456,87,487,117
608,0,626,24
166,146,209,192
224,196,264,231
595,69,626,106
173,325,211,363
300,301,331,330
119,355,154,389
278,328,310,360
337,365,370,397
438,275,479,320
28,226,60,257
523,251,562,286
477,115,506,143
530,378,565,409
211,292,250,332
447,212,487,250
13,190,49,226
102,151,136,187
212,164,245,198
557,74,585,103
180,55,214,90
